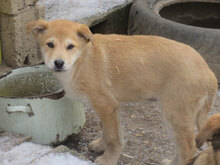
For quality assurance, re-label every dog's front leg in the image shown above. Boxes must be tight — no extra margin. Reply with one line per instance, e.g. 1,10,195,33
91,105,124,165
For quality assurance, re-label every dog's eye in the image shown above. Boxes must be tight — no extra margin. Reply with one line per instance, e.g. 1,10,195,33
47,42,54,48
67,44,74,50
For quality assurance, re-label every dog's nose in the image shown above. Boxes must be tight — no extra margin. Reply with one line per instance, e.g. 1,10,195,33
54,59,64,69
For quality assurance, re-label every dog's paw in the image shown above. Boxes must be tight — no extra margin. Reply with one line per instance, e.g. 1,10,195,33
161,159,173,165
94,156,106,165
94,155,116,165
89,138,106,153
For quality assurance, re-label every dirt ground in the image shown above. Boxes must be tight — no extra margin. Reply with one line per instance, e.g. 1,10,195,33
57,93,220,165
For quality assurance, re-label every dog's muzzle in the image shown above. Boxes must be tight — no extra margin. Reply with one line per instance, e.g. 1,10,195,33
54,59,65,72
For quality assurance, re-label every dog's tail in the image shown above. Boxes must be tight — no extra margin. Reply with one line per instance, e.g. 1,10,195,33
196,113,220,148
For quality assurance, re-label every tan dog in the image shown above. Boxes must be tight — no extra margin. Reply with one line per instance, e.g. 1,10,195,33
27,19,218,165
186,113,220,165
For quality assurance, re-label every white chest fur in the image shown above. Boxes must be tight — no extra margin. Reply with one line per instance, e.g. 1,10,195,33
53,70,90,105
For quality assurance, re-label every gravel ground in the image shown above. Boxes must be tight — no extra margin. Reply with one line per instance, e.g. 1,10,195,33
56,92,220,165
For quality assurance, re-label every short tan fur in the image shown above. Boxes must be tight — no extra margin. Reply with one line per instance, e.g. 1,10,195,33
27,19,218,165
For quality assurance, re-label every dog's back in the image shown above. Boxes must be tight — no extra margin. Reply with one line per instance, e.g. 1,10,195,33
91,34,216,102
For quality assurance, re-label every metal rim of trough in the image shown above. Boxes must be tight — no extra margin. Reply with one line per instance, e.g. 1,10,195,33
0,64,65,99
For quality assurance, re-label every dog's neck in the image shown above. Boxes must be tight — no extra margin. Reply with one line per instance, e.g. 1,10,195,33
52,43,93,104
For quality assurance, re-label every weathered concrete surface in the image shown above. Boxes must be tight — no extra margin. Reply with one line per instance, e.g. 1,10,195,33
37,0,132,33
0,0,25,15
0,1,44,68
37,0,132,25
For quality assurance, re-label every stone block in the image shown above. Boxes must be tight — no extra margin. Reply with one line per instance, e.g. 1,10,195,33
25,0,37,6
0,6,45,67
0,0,25,15
36,5,45,19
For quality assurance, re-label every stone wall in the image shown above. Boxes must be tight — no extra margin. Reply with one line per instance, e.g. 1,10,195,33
0,0,45,68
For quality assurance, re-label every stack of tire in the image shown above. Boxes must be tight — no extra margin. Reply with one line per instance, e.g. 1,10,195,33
128,0,220,82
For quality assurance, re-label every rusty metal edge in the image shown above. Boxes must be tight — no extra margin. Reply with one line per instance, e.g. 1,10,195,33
0,89,65,100
0,63,65,100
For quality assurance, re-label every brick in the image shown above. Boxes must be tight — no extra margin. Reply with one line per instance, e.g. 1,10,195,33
0,0,25,15
0,6,44,67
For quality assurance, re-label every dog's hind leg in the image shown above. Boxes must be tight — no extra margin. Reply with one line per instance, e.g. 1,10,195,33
161,94,197,165
196,93,216,132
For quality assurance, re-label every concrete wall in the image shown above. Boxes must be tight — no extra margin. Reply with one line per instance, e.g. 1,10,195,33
0,0,45,68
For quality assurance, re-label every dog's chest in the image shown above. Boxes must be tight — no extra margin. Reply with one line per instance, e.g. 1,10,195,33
54,71,90,105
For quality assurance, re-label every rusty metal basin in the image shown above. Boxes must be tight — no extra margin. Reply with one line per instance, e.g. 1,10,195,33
0,65,85,145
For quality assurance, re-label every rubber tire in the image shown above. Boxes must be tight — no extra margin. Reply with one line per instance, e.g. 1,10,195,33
128,0,220,81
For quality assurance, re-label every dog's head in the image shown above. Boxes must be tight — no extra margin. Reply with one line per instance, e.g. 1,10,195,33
191,113,220,165
196,113,220,150
212,132,220,164
27,19,93,72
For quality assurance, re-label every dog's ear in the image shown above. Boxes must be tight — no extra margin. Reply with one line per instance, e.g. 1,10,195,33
196,113,220,148
26,19,48,37
77,24,94,44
